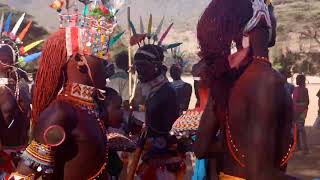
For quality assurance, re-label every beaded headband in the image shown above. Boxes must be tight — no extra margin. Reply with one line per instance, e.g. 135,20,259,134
136,49,156,59
50,0,125,60
0,12,43,66
243,0,273,42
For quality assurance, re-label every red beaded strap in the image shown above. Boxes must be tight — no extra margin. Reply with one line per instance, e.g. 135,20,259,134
225,114,297,168
253,56,270,64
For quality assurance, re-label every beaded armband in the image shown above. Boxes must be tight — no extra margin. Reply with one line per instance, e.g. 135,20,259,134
20,140,56,175
8,172,35,180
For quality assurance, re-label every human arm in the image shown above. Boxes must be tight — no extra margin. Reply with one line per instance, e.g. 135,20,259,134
194,80,200,108
305,88,309,107
194,96,222,159
318,98,320,114
10,102,74,179
181,84,192,111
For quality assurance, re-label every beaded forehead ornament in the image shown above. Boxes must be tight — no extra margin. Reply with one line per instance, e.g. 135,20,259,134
51,0,125,60
243,0,273,42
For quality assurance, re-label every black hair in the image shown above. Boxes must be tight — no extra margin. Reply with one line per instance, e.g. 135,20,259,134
0,45,14,65
97,87,122,119
296,74,306,86
170,65,182,80
134,44,164,63
105,87,122,106
115,51,129,71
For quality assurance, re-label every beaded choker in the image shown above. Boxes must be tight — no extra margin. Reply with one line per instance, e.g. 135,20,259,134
62,83,95,102
58,83,109,179
253,56,270,65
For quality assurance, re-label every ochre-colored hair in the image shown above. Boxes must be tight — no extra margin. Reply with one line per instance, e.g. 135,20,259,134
32,29,67,123
197,0,252,61
196,0,253,108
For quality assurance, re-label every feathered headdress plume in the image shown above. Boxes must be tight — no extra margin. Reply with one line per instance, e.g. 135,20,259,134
0,12,43,66
129,14,182,51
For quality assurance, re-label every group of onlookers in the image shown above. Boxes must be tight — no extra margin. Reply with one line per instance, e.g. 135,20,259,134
107,51,193,116
282,71,310,154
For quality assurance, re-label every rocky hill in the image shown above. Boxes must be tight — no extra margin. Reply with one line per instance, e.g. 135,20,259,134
2,0,319,62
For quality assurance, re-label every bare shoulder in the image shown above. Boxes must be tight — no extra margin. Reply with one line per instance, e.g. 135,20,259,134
33,100,77,141
244,62,284,86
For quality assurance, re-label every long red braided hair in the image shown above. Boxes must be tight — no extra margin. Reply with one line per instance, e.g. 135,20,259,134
32,29,68,123
197,0,253,61
196,0,253,109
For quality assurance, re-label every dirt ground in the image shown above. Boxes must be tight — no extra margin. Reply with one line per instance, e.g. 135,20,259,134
286,82,320,180
287,127,320,180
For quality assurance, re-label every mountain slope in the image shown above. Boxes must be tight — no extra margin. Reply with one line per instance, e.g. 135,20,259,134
2,0,319,61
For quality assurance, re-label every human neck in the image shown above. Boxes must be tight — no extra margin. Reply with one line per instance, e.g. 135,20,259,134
252,48,269,58
66,75,94,87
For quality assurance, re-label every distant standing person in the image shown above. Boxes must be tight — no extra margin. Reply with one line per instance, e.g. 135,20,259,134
293,74,309,154
314,89,320,128
170,64,192,115
280,69,294,96
317,89,320,115
107,51,130,105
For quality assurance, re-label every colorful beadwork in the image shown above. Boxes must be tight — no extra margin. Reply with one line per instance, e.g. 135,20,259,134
107,128,136,152
53,0,125,60
8,172,35,180
253,56,270,65
21,140,55,174
58,83,109,179
171,109,203,136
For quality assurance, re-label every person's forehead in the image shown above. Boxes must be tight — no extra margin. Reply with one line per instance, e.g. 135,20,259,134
0,49,13,57
0,52,13,63
134,59,153,65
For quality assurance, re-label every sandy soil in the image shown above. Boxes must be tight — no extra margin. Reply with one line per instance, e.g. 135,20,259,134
287,128,320,180
181,76,320,126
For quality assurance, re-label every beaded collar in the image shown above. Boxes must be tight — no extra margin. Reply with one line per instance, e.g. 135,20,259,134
57,83,109,179
62,82,95,102
140,75,168,100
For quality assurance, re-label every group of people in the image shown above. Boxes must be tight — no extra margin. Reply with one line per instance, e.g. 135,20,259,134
0,0,308,179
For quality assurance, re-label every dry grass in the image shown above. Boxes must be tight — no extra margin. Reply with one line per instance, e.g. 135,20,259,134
275,0,320,41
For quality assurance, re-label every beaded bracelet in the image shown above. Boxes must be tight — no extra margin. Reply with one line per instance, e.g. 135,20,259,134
8,172,35,180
